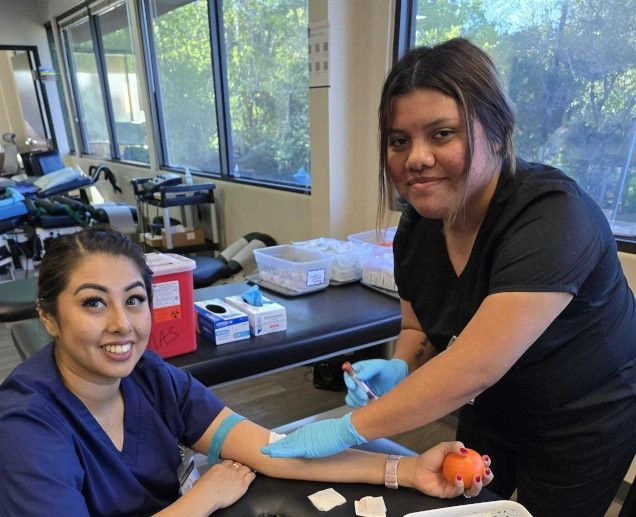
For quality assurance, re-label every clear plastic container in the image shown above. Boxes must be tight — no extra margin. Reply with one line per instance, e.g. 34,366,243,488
360,250,397,293
291,237,365,284
347,226,396,252
254,244,333,294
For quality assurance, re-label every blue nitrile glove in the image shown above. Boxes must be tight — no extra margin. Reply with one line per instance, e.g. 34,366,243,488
344,358,408,407
242,284,263,306
260,413,366,458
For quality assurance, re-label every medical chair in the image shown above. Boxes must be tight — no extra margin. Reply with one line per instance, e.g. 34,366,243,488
17,150,94,200
26,195,89,230
0,275,38,323
26,149,64,177
0,184,34,271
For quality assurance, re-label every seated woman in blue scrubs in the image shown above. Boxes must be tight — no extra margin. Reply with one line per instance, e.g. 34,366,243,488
0,226,492,516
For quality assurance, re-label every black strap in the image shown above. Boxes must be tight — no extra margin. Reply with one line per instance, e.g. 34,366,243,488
89,165,122,194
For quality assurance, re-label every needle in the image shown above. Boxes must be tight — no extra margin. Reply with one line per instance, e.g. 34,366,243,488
342,361,379,400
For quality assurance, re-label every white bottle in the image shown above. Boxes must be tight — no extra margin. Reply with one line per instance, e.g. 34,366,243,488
184,167,193,185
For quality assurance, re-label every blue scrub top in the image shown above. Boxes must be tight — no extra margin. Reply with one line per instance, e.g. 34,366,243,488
0,345,225,516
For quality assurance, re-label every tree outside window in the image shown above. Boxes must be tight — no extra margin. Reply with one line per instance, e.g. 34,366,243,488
412,0,636,237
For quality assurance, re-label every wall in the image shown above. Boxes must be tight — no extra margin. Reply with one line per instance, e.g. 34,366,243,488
0,0,396,247
0,1,47,47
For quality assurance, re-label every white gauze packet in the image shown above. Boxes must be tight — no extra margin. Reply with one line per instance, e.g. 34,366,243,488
308,488,347,511
354,495,387,517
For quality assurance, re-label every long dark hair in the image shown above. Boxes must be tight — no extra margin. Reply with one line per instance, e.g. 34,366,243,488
377,38,516,225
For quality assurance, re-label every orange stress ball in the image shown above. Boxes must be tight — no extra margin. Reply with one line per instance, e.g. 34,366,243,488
442,448,486,489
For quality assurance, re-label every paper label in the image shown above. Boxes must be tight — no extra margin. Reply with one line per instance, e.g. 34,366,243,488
306,268,326,287
152,280,182,322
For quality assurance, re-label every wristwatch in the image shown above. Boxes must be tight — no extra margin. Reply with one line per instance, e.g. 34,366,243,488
384,454,401,489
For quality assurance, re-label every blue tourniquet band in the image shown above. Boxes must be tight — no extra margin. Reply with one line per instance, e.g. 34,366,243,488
207,413,245,464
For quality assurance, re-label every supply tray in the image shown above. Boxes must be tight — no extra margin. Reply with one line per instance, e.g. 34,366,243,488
361,281,400,299
404,500,532,516
253,244,332,295
291,237,365,284
245,273,328,297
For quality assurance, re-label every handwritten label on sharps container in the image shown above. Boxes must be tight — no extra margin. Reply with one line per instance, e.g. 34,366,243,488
152,280,182,322
306,268,326,287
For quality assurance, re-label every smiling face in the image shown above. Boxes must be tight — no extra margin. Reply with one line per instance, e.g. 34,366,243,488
40,253,151,386
386,88,500,225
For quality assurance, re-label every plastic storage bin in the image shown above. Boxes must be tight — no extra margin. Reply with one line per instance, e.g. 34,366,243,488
348,227,398,295
292,237,365,284
254,244,333,295
360,250,397,294
347,226,396,252
145,253,197,358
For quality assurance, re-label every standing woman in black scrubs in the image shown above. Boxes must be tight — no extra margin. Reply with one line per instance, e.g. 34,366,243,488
261,38,636,517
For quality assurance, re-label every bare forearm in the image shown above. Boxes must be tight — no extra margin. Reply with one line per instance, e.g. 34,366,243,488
259,449,385,483
251,448,420,492
218,423,416,488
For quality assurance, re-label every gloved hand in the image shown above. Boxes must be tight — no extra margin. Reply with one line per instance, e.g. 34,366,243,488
344,358,408,407
260,413,366,458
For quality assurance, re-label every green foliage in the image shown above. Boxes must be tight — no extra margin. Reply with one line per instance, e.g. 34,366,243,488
149,0,308,184
223,0,309,182
415,0,636,226
153,0,220,170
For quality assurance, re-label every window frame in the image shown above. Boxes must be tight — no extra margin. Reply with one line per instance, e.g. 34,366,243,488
45,23,75,154
54,0,311,193
59,1,150,163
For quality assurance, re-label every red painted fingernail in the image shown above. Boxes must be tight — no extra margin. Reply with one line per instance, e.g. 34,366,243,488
483,455,490,462
459,447,468,454
475,476,481,483
485,469,491,476
456,474,462,481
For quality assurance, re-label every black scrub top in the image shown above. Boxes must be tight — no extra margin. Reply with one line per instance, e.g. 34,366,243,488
393,160,636,456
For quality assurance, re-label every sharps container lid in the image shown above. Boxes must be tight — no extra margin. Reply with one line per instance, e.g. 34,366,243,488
145,253,196,276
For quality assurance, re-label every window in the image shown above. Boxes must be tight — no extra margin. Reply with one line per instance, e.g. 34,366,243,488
222,0,309,186
46,25,75,153
57,0,309,189
147,0,220,172
144,0,310,188
62,16,112,156
59,1,150,163
99,2,149,162
399,0,636,239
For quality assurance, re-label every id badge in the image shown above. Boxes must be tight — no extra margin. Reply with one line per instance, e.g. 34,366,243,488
178,448,201,495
